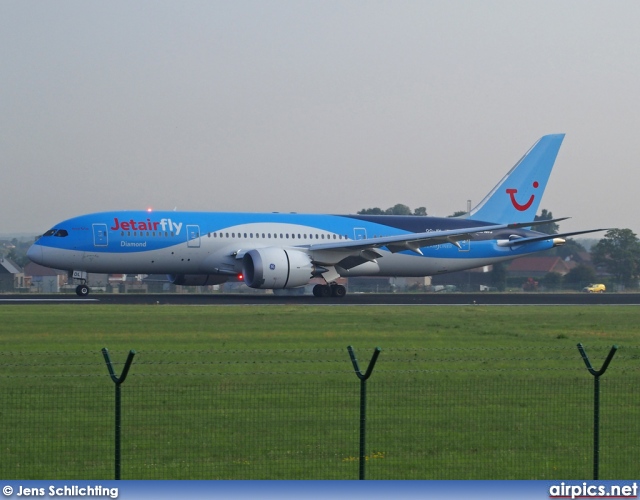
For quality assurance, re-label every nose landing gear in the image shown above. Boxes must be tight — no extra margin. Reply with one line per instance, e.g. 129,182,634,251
71,270,90,297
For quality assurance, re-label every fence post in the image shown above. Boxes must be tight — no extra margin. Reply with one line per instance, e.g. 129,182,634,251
576,343,617,480
102,348,136,480
347,345,381,480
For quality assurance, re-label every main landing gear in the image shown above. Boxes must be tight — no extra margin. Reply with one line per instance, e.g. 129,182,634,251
312,283,346,298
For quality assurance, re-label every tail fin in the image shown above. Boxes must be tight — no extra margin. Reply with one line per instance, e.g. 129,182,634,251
466,134,565,224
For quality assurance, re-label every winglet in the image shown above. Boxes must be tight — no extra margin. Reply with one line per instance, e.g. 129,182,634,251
467,134,565,224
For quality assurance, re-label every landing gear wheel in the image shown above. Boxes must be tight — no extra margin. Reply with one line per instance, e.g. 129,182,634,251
313,284,332,298
331,284,346,298
76,284,90,297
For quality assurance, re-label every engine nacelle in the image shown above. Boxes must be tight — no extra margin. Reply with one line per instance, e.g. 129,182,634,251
242,248,314,289
167,274,230,286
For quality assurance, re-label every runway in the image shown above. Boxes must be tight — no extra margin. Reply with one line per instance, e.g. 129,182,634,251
2,292,639,305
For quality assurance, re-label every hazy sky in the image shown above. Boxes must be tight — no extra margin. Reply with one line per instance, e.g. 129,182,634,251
2,1,639,236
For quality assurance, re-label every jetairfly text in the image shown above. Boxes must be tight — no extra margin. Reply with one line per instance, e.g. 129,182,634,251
110,218,182,235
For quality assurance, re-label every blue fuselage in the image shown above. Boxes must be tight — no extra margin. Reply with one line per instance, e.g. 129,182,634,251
28,210,555,279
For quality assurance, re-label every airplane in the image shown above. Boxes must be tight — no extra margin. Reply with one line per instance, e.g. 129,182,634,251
27,134,606,298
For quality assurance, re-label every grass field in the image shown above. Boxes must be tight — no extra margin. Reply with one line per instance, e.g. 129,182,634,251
1,304,639,479
2,303,638,349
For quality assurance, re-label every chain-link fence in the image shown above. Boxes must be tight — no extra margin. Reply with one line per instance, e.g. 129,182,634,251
1,346,639,479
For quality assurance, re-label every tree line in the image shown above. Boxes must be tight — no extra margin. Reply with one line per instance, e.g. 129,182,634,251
358,204,427,216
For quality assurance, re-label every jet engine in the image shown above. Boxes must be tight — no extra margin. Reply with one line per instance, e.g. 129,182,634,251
242,248,314,289
167,274,230,286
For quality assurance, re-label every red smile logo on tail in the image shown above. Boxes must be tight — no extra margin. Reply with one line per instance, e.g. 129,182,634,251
506,181,539,211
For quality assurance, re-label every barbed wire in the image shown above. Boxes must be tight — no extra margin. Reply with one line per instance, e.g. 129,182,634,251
0,366,602,379
4,355,638,368
0,345,634,357
1,345,637,379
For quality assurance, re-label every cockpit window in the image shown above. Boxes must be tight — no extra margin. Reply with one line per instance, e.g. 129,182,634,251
43,229,69,237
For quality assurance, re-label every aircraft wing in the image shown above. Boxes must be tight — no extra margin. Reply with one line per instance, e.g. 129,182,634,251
497,228,610,248
307,218,570,256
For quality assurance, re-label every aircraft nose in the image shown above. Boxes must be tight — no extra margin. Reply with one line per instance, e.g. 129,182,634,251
27,243,43,265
